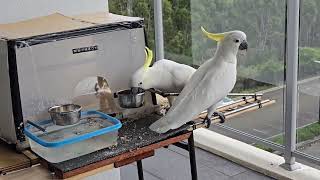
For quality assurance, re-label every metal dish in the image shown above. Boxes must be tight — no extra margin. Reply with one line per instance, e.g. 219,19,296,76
48,104,82,126
115,89,145,108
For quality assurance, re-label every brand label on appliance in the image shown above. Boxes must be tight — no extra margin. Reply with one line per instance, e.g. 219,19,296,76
72,45,98,54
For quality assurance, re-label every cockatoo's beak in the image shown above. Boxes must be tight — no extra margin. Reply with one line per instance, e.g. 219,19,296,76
201,26,225,42
239,41,248,50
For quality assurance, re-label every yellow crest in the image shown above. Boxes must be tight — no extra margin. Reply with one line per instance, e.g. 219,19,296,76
143,47,153,70
201,26,225,42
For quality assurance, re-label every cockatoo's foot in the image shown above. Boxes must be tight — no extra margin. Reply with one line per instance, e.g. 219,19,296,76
156,107,169,116
157,108,167,116
213,112,226,123
202,112,225,128
203,116,212,128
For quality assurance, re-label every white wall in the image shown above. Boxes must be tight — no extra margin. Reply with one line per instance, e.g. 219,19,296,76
0,0,108,24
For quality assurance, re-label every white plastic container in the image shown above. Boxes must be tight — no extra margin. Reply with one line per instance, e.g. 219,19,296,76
24,111,121,163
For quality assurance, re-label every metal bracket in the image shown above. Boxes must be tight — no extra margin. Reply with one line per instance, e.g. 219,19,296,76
173,141,189,151
242,96,248,103
257,100,262,108
280,162,301,171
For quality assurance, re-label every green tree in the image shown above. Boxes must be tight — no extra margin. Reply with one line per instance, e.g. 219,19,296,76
109,0,320,85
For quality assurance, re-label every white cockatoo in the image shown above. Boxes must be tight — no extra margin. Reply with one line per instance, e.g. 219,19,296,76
130,47,196,105
149,27,248,133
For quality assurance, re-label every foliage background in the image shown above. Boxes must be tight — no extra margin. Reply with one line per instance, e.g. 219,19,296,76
109,0,320,87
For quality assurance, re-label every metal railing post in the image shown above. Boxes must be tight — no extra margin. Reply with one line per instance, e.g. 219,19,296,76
154,0,164,61
281,0,301,171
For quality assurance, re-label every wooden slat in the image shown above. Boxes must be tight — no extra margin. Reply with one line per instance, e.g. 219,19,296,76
216,96,261,112
189,99,276,130
221,100,276,120
0,141,32,175
114,150,154,168
209,99,276,124
65,164,114,180
22,150,40,165
55,132,192,179
197,96,261,119
1,165,53,180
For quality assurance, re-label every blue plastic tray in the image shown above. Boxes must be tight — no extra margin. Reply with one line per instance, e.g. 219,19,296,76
24,111,122,148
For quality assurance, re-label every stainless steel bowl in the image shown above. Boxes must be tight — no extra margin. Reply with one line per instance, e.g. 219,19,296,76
116,90,145,108
48,104,82,126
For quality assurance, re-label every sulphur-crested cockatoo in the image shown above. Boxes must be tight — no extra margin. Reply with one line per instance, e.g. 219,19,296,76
130,47,196,105
149,27,248,133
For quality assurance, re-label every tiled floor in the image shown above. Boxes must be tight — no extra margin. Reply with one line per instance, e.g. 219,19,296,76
120,146,274,180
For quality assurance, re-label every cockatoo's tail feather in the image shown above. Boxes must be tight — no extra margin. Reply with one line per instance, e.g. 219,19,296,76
149,117,171,133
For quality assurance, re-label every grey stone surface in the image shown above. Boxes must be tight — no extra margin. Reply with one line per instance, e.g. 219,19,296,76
142,149,193,180
301,140,320,157
120,147,273,180
169,146,247,176
230,171,274,180
297,139,320,170
205,160,247,177
120,164,161,180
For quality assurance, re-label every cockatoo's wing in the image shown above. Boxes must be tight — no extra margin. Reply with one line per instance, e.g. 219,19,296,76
150,59,196,93
169,59,212,107
168,63,196,90
150,59,236,133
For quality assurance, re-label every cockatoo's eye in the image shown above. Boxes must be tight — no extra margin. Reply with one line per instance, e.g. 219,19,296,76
139,82,143,85
234,39,240,43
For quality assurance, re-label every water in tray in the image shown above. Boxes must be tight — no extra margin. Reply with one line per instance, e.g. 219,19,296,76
32,116,114,142
26,112,120,163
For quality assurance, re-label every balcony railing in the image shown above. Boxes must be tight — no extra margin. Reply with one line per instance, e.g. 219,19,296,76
109,0,320,170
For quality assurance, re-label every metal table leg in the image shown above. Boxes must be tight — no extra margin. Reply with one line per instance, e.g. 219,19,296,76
188,133,198,180
137,160,144,180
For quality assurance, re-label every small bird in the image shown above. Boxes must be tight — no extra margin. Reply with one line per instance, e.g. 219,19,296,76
149,27,248,133
130,47,196,105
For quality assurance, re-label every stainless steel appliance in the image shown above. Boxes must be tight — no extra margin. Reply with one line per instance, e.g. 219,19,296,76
0,13,153,149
